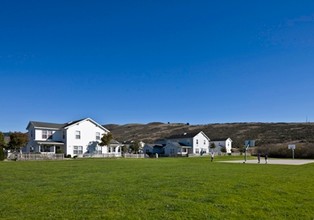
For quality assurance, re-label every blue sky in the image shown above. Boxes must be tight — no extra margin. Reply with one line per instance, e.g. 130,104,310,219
1,0,314,132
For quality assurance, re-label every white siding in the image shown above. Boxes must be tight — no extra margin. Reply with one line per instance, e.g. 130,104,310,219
193,132,209,154
65,119,108,156
164,142,178,156
165,132,209,156
225,139,232,154
210,138,232,154
25,118,117,157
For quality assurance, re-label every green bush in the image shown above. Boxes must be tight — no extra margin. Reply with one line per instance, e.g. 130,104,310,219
0,147,4,161
259,144,314,159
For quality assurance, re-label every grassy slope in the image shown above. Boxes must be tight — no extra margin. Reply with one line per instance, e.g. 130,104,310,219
106,122,314,148
0,157,313,219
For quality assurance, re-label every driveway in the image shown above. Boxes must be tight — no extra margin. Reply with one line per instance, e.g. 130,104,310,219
219,159,314,165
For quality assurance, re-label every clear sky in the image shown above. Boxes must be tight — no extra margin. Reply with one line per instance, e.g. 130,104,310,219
1,0,314,132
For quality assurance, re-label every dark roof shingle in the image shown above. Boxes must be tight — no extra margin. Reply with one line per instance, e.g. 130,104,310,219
165,131,202,139
28,121,65,129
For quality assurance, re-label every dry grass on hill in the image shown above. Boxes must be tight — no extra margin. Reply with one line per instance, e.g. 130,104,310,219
105,122,314,148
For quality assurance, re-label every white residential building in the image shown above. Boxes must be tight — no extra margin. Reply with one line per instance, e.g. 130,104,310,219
210,138,233,154
163,131,210,156
26,118,121,157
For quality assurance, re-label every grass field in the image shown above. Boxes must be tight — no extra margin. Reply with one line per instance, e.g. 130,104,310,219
0,156,313,219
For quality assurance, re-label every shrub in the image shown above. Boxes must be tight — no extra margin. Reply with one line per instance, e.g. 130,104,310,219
0,147,4,161
56,149,64,154
259,144,314,159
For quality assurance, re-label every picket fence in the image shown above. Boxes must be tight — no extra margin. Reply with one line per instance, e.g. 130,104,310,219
15,153,64,161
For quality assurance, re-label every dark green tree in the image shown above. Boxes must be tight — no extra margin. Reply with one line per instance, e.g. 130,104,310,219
99,132,113,152
129,141,140,154
121,145,128,153
8,132,28,151
220,146,227,153
210,143,216,150
0,132,5,148
0,132,5,160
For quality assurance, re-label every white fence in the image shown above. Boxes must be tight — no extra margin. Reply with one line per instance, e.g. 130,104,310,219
81,153,146,159
14,153,64,161
81,153,121,158
123,153,146,158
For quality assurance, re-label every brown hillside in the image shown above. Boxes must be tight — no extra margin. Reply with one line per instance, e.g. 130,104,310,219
105,122,314,148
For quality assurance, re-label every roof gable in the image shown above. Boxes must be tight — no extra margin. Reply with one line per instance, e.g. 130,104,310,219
211,137,232,142
27,121,65,130
63,118,110,132
165,131,209,140
26,118,110,133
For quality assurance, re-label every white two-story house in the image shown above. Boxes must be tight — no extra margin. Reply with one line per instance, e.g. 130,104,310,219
210,138,233,154
163,131,210,156
26,118,121,157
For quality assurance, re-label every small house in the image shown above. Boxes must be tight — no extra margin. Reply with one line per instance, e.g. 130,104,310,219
210,138,233,154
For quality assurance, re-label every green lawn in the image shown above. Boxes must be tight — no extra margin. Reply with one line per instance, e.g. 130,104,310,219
0,156,313,219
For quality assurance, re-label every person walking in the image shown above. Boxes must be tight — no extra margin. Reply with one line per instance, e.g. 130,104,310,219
265,153,268,164
210,151,215,162
257,153,261,164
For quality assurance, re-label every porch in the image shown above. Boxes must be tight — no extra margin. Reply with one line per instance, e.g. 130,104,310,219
35,141,65,154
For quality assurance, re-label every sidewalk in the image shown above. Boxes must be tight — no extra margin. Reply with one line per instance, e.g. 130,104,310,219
219,159,314,165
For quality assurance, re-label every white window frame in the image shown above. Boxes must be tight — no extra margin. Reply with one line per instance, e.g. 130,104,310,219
48,130,53,139
42,130,48,139
73,146,83,154
75,131,81,139
96,132,100,141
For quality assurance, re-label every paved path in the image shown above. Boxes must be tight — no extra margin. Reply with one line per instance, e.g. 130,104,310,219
219,159,314,165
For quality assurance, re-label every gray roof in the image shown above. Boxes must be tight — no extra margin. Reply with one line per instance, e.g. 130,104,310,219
178,142,192,147
211,138,230,142
27,118,87,130
110,139,121,144
27,121,65,130
27,118,109,132
166,142,192,148
63,118,87,128
35,141,65,145
165,131,203,139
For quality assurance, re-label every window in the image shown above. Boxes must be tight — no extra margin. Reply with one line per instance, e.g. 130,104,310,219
75,131,81,139
195,148,200,154
48,130,53,139
196,139,198,144
42,130,53,139
42,130,48,139
73,146,83,154
96,132,100,140
170,148,175,154
96,149,102,154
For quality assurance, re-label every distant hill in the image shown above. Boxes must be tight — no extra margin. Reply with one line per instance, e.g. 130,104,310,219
105,122,314,148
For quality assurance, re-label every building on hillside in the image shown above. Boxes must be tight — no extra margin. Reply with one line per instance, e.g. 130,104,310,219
108,139,123,154
164,141,192,157
163,131,210,156
210,138,232,154
143,143,165,156
25,118,121,157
